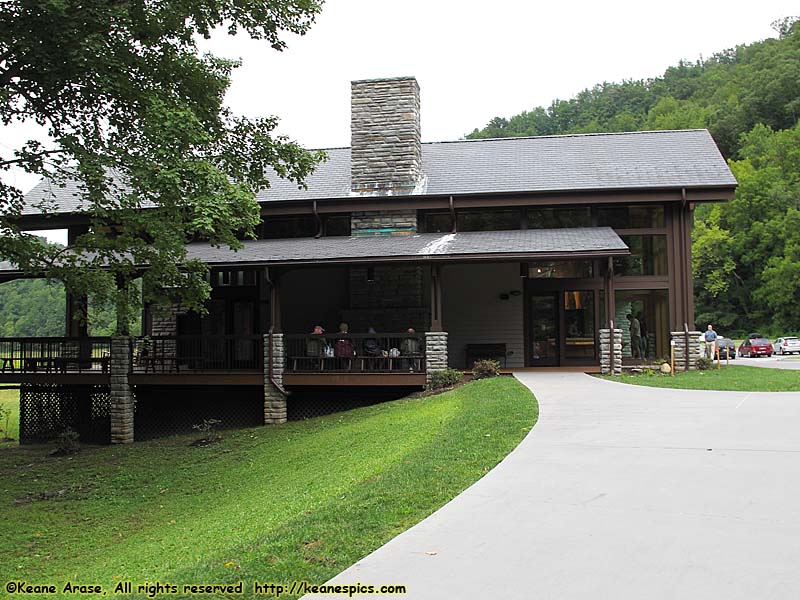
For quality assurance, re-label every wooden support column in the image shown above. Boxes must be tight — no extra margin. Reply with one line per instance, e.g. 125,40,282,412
430,264,442,332
604,256,615,328
683,203,696,329
269,268,282,333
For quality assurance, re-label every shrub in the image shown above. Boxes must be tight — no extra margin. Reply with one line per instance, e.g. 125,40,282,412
427,368,463,391
472,359,501,380
51,427,80,456
191,418,223,447
696,357,713,370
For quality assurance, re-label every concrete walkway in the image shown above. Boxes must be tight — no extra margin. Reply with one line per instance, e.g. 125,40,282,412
312,373,800,599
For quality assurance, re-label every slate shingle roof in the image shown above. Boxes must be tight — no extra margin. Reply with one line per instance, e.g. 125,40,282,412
183,227,628,267
21,129,736,215
0,228,627,278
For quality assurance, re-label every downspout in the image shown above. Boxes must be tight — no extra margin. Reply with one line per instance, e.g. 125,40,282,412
264,266,289,397
313,200,323,238
449,196,457,234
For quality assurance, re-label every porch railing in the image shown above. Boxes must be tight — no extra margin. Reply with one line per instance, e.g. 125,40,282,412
284,333,425,374
0,337,112,374
130,335,263,373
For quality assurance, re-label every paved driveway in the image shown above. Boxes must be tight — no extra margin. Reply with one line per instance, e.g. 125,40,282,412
736,355,800,370
312,373,800,599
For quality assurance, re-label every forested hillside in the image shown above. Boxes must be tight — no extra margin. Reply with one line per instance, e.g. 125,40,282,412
469,18,800,335
0,279,133,336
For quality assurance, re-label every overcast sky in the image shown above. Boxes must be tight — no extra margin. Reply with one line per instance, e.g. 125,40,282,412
5,0,797,243
196,0,797,148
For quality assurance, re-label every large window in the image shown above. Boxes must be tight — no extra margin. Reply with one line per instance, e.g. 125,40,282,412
527,207,591,229
419,212,453,233
615,289,669,361
259,214,351,239
457,209,521,232
419,209,522,233
614,235,667,276
528,260,593,278
260,216,316,239
595,205,665,229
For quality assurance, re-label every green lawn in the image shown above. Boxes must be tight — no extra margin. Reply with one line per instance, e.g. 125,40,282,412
0,377,536,598
0,389,20,445
599,365,800,391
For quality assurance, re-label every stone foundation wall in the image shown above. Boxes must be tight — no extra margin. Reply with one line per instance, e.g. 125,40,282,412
599,328,623,375
109,336,134,444
671,330,702,371
425,332,449,384
263,333,287,424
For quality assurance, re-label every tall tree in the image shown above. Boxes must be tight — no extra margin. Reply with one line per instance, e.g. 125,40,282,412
0,0,325,334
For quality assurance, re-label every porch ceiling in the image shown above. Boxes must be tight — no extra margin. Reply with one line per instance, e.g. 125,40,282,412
184,227,629,267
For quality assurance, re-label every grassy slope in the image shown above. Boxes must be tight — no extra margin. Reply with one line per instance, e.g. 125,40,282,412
599,365,800,392
0,377,536,598
0,389,19,445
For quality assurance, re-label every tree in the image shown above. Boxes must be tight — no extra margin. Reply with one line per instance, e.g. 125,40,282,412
0,0,325,334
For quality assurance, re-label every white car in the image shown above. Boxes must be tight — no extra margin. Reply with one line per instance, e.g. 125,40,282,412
773,336,800,355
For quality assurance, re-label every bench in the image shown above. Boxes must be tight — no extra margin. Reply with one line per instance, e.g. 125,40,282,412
465,343,507,368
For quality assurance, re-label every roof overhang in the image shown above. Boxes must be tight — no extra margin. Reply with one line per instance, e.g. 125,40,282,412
184,227,629,268
0,227,629,280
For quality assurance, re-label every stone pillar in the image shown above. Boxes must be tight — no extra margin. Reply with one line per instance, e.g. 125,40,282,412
599,328,622,375
109,336,134,444
263,333,287,424
671,330,702,371
425,331,449,385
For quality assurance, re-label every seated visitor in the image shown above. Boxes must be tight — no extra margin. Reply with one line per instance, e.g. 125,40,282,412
401,327,421,370
306,325,326,357
364,326,382,356
334,322,355,367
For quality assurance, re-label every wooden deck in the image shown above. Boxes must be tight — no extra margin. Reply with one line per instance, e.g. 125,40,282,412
283,372,426,387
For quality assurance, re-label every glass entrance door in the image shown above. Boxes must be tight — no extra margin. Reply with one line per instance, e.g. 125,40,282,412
529,294,559,366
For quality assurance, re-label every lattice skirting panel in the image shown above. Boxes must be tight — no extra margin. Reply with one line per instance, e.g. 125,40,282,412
19,384,111,444
132,386,264,441
287,386,418,421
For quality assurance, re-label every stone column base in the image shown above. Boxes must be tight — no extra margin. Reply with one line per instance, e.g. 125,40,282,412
263,333,287,424
599,328,623,375
425,331,449,385
671,331,702,371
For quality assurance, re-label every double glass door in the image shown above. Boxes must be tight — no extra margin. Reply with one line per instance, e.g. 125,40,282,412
529,291,596,366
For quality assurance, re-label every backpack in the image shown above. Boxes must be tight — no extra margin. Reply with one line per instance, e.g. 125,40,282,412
335,337,355,358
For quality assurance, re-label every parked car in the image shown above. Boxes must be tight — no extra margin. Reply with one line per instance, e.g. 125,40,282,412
716,337,736,360
738,337,773,358
773,336,800,355
747,332,766,340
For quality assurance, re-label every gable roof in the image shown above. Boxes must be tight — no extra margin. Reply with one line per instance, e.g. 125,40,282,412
21,129,735,216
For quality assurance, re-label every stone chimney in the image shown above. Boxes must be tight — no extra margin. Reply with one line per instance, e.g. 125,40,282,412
351,76,422,194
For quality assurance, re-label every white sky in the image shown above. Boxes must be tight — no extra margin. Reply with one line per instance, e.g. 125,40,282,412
4,0,797,245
